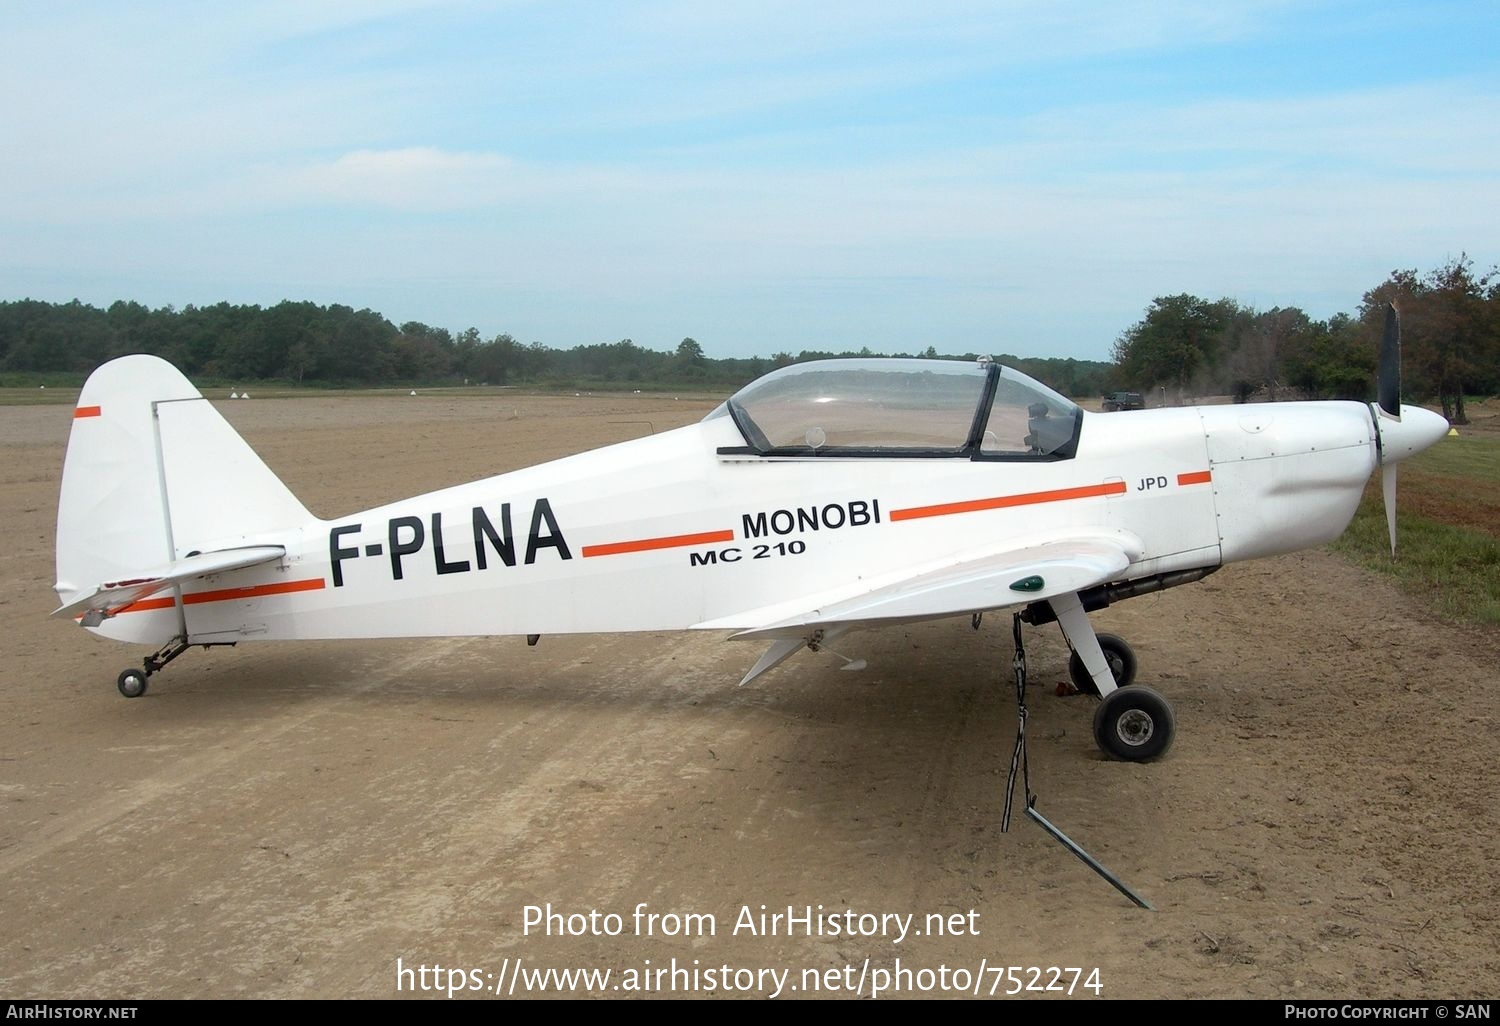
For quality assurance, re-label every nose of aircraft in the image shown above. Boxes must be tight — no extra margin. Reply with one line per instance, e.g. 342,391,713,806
1380,405,1450,464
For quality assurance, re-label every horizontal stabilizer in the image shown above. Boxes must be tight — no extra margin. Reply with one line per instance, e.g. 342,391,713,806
53,545,286,624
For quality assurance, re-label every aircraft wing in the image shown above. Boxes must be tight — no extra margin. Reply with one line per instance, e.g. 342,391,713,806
53,545,287,625
695,530,1140,685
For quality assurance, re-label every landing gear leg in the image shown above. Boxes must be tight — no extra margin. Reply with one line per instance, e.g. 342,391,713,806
1048,592,1174,761
1068,633,1136,697
1050,592,1120,697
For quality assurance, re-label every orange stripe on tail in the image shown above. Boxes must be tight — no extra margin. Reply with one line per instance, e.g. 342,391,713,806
112,577,326,615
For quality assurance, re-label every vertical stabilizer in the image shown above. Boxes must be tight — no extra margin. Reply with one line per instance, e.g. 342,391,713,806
55,355,313,642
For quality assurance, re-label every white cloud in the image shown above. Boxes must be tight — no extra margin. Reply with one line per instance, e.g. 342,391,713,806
277,147,519,210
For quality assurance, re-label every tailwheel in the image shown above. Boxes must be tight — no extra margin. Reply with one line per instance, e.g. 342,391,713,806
1068,632,1137,696
1093,685,1174,761
117,668,149,699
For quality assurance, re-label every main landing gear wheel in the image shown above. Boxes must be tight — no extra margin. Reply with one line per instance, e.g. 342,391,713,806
117,669,149,699
1068,632,1137,696
1093,685,1174,761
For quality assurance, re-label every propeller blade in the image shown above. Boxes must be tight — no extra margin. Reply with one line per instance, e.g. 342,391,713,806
1382,463,1398,559
1378,302,1401,418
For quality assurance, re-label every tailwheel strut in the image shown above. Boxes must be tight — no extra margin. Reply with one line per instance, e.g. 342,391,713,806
143,635,193,676
116,636,232,698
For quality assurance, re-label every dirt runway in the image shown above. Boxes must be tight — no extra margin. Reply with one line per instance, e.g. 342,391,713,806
1,391,1495,999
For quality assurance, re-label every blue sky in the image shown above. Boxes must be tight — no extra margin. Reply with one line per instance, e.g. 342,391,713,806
3,1,1496,360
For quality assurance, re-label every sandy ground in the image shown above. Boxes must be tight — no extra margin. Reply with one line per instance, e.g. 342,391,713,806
1,389,1496,1000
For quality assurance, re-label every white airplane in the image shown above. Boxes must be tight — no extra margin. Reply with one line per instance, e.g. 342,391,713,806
53,307,1446,764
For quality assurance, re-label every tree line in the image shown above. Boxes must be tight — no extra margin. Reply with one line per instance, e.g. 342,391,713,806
1112,256,1499,423
0,297,1115,396
4,255,1494,412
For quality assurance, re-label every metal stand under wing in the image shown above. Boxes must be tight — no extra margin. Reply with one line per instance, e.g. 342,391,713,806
1002,611,1153,910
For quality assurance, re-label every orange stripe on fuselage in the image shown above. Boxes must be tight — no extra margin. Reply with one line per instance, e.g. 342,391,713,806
113,577,326,615
890,481,1127,522
74,406,102,418
1177,470,1213,486
582,529,735,558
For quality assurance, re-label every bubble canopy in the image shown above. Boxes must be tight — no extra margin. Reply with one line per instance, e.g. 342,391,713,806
711,358,1081,459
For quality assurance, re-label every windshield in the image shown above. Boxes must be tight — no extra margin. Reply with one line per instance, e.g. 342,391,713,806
980,367,1080,457
727,359,989,453
721,358,1081,459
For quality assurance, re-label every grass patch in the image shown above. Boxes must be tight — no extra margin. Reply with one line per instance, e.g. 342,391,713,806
1329,433,1500,625
1401,432,1500,480
1332,505,1500,624
0,385,81,406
